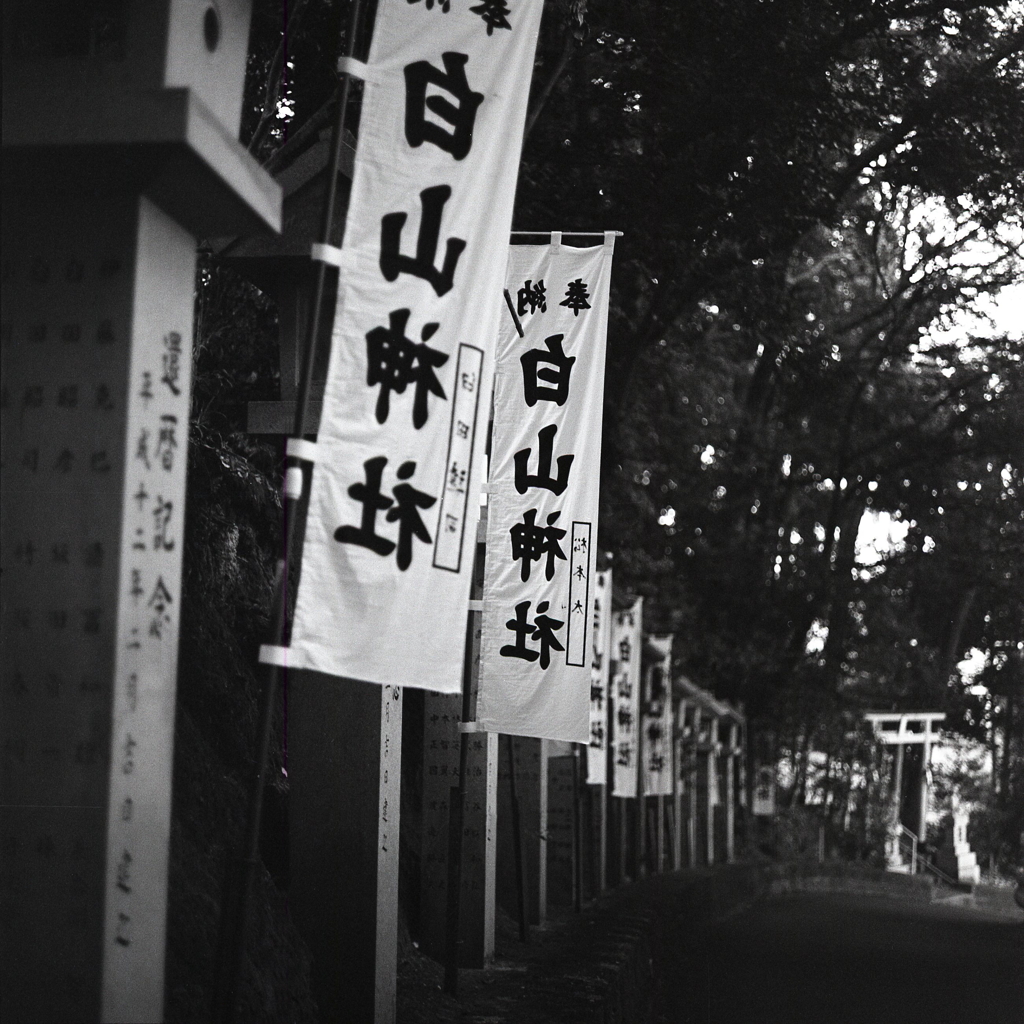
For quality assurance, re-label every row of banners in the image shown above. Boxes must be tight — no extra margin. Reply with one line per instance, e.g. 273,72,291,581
278,0,649,776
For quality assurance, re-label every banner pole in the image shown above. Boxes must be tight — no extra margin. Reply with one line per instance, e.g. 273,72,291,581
572,743,583,912
443,506,487,995
211,5,365,1021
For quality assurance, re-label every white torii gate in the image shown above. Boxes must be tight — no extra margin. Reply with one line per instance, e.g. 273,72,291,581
864,711,945,871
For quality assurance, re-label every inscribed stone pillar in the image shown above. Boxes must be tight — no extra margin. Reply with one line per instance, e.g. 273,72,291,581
497,736,547,925
546,754,575,906
0,5,278,1017
420,693,462,958
288,676,402,1024
419,692,497,968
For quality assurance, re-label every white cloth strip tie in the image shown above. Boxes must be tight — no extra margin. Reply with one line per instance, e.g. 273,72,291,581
468,599,484,612
549,230,562,252
286,438,319,463
603,230,617,253
337,55,372,81
310,242,344,267
284,466,304,501
458,721,482,734
259,644,291,668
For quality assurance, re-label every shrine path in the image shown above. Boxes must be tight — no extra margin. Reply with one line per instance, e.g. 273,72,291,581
664,887,1024,1024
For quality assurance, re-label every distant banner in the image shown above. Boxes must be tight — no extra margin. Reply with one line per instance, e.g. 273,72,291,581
287,0,544,692
587,570,612,784
477,237,615,740
611,597,643,798
642,634,674,797
753,764,776,815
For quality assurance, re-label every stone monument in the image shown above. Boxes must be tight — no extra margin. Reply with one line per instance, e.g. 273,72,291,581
0,3,279,1020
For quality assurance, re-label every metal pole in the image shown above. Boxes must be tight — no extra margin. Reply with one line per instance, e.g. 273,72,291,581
211,5,365,1021
443,520,485,995
572,743,583,912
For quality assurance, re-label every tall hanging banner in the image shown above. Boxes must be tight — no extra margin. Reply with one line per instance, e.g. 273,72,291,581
286,0,545,692
476,237,615,741
611,598,643,798
642,634,674,797
587,569,612,783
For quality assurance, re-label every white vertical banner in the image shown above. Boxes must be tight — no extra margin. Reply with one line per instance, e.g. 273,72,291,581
641,634,674,798
587,569,612,783
476,237,615,740
753,763,777,815
286,0,544,692
611,597,643,798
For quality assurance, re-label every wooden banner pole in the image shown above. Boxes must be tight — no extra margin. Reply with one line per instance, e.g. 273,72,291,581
211,5,365,1022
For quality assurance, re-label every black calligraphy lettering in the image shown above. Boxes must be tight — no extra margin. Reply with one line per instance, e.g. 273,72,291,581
470,0,512,34
365,309,448,428
499,599,565,668
404,52,483,161
509,508,567,582
517,279,547,315
386,461,435,571
380,185,466,297
560,277,592,315
334,456,396,557
514,423,574,495
521,333,575,406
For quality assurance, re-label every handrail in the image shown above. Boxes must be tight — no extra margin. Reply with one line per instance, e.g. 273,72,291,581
895,825,969,890
897,824,918,874
917,856,964,890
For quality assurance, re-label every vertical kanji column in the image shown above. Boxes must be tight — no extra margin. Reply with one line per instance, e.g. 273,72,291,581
419,691,497,967
0,4,279,1021
497,737,547,925
546,752,575,905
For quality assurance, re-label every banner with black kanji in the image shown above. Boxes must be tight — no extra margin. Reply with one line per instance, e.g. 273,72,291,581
286,0,544,692
477,237,615,741
586,569,612,784
642,634,674,797
611,597,643,798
